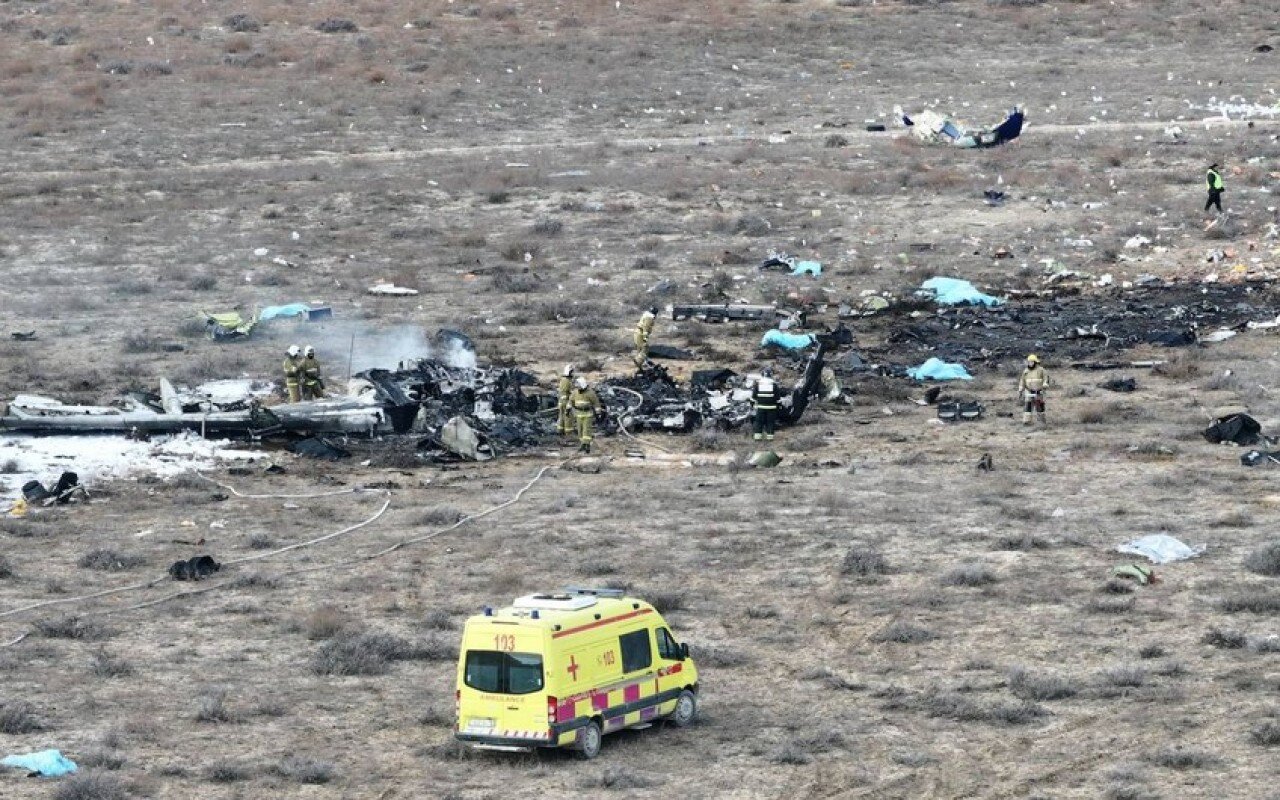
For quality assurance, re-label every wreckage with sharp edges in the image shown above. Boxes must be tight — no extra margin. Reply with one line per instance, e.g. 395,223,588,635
597,344,828,434
0,329,831,461
895,105,1024,148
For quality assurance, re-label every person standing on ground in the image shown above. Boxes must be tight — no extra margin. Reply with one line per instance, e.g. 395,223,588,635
282,345,303,403
569,377,604,453
1205,163,1224,213
752,367,779,442
557,364,575,437
1018,354,1049,426
301,345,325,400
633,306,657,367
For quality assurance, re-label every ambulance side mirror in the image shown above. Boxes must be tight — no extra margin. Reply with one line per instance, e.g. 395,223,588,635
679,643,689,661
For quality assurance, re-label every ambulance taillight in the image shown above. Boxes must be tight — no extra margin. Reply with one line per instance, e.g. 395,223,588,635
546,695,558,725
455,690,461,725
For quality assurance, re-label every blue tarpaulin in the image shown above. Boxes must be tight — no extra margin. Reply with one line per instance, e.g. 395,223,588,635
919,277,1005,307
792,260,822,277
761,330,817,350
2,750,77,777
907,357,973,381
259,303,311,321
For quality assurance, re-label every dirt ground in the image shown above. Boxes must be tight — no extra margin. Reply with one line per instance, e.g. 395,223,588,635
3,1,1280,798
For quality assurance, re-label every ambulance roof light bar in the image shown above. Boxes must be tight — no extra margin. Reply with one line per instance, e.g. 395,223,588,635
565,586,625,599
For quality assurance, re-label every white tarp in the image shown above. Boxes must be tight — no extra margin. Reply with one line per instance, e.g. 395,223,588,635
1116,534,1206,564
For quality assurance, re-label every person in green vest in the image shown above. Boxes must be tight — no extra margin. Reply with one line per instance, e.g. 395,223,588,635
1205,163,1224,213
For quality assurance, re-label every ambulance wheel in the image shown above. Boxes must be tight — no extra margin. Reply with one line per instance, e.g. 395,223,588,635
575,720,603,760
671,690,697,727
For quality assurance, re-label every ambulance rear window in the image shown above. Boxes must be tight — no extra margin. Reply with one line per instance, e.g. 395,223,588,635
464,651,544,695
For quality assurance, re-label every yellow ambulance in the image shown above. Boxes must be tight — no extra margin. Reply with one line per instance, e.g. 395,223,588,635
455,588,699,759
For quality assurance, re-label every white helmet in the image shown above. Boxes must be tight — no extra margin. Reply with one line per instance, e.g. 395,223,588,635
574,377,587,390
304,345,315,357
287,345,301,358
562,364,574,377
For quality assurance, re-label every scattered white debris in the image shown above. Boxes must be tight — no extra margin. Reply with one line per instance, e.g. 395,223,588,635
367,283,419,296
0,432,264,497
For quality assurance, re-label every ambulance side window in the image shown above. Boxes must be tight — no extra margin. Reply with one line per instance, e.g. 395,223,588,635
656,628,680,660
619,630,652,673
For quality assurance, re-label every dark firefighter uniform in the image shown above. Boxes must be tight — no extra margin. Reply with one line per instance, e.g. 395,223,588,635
752,374,779,441
1205,164,1224,213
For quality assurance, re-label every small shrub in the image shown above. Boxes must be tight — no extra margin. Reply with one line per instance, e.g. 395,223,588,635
695,644,751,668
206,760,251,783
0,555,12,578
1100,665,1146,688
841,546,889,578
745,606,778,620
941,563,999,587
993,534,1050,551
195,689,240,724
824,134,848,148
798,666,862,691
1245,542,1280,577
247,533,275,550
770,743,813,765
1220,592,1280,614
223,13,261,32
1101,578,1135,595
188,275,217,291
1202,628,1247,649
1251,720,1280,746
91,650,134,678
52,774,127,800
646,590,686,614
1147,747,1219,769
871,622,937,644
311,631,450,676
1138,644,1166,659
532,218,563,235
121,333,164,353
920,691,1047,725
418,506,462,526
0,700,44,733
136,61,173,77
583,766,655,789
486,190,510,204
303,606,349,640
1087,597,1135,614
421,609,455,630
418,706,451,727
229,574,281,590
1007,667,1078,701
78,750,125,770
315,18,357,33
734,215,771,237
78,548,145,571
37,616,111,640
275,755,335,784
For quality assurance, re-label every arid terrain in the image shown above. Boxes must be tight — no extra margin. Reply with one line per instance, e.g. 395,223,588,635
3,1,1280,798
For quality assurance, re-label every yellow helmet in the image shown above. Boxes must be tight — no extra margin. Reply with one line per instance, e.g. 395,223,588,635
1026,354,1040,364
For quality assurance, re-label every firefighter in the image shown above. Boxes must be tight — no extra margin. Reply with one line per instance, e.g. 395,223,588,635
1018,354,1049,425
282,345,303,403
556,364,575,436
569,376,603,453
633,306,657,367
1205,163,1224,213
752,367,779,442
301,345,325,400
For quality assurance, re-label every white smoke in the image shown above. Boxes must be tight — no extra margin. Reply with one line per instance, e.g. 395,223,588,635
298,322,476,378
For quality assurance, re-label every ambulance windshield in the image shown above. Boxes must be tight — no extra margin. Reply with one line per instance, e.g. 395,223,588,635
465,651,544,694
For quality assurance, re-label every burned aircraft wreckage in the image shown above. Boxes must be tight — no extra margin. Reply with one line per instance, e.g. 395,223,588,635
0,331,831,460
